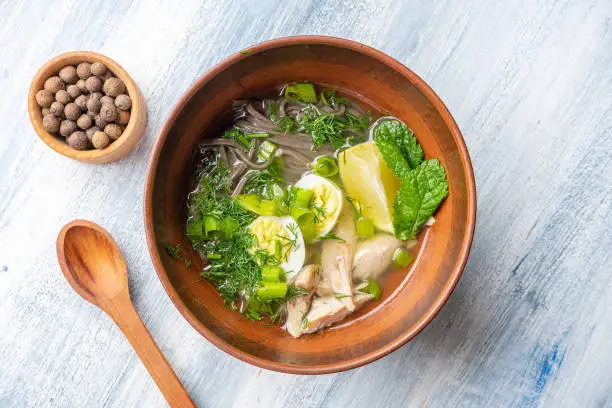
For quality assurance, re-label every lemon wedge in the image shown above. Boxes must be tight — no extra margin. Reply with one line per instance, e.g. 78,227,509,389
294,174,344,239
338,141,401,233
249,215,305,278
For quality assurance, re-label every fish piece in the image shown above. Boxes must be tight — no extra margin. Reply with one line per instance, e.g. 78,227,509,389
318,207,357,310
352,233,403,282
286,265,320,338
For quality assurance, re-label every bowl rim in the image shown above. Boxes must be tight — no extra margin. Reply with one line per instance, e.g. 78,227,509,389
28,50,144,163
144,35,477,375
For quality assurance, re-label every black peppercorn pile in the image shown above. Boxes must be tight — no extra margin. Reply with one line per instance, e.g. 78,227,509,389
35,61,132,151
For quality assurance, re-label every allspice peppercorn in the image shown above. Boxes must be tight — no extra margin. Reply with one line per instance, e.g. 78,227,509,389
104,123,122,140
35,59,134,152
42,114,60,134
85,126,100,141
76,79,87,93
74,94,88,111
86,97,102,113
92,130,110,149
103,77,126,97
59,120,78,137
49,101,65,117
35,90,54,108
117,109,130,125
90,62,107,77
67,131,90,150
99,103,117,122
58,66,78,84
43,76,65,94
76,114,93,130
64,103,81,121
85,76,102,93
100,95,114,106
115,94,131,111
94,114,107,129
76,62,91,79
55,89,71,104
67,84,81,99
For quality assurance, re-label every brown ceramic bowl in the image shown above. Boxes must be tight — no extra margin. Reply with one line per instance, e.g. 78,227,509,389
28,51,146,164
145,36,476,374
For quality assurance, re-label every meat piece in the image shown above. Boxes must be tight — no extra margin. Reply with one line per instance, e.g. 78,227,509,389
318,207,357,310
302,291,375,334
286,265,320,338
302,296,348,334
352,233,403,282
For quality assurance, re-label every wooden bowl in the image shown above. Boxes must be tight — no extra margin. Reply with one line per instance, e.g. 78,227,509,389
28,51,146,164
144,36,476,374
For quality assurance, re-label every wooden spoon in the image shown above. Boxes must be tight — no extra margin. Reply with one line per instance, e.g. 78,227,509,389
56,220,195,408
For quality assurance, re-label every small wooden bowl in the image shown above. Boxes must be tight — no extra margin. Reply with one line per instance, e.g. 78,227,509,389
145,36,476,374
28,51,146,164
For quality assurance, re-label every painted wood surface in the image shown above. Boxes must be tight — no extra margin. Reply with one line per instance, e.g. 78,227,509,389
0,0,610,407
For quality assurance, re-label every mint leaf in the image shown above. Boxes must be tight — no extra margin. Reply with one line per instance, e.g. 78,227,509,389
374,119,423,177
393,159,448,239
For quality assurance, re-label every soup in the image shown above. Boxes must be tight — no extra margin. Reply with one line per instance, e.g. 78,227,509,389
184,83,448,337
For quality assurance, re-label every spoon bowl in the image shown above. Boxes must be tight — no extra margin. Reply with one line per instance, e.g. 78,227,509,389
59,222,127,304
56,220,195,407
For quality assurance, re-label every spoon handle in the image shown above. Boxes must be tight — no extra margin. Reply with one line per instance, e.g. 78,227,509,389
102,289,196,408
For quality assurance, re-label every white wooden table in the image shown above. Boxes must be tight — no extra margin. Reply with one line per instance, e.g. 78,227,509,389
1,1,611,407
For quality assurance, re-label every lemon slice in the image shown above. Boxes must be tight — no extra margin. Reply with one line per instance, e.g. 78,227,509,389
338,141,401,233
249,216,305,278
294,174,344,239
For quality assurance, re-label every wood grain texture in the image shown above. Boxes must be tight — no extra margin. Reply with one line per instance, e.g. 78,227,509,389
0,0,610,407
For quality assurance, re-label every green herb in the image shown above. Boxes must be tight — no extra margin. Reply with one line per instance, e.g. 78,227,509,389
268,103,278,121
242,159,286,199
318,232,346,243
301,316,309,330
284,83,318,103
298,104,371,149
309,156,338,177
279,116,296,133
355,217,375,238
334,293,350,300
166,244,191,268
362,279,382,300
287,284,309,300
373,119,447,239
392,248,414,268
393,159,448,239
373,119,423,177
223,128,250,150
239,49,252,55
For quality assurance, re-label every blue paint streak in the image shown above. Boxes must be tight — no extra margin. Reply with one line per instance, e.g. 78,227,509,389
535,344,565,393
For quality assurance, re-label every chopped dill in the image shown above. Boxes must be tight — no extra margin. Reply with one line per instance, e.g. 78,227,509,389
318,232,346,243
166,244,191,268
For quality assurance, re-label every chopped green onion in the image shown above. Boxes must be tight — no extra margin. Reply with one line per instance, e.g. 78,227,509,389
355,217,375,238
309,156,338,177
206,253,221,260
203,215,219,234
294,83,318,103
284,84,300,101
299,223,317,242
270,183,286,199
290,207,314,225
362,279,382,300
247,132,269,139
392,248,414,268
257,281,288,300
186,219,203,241
284,83,318,103
258,140,277,162
235,194,260,213
261,265,286,282
259,200,278,216
221,218,239,237
294,188,314,208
